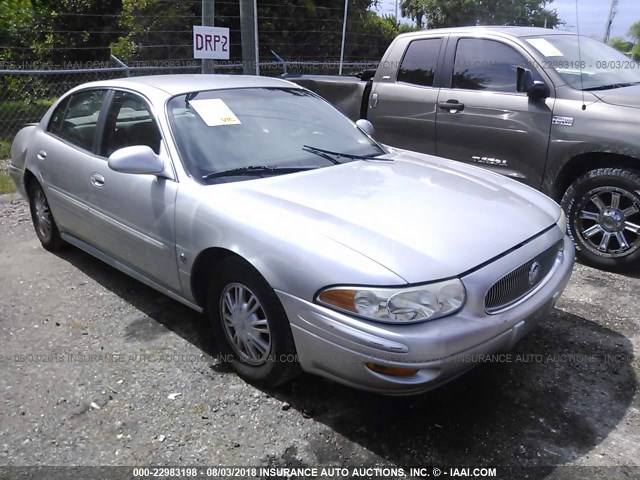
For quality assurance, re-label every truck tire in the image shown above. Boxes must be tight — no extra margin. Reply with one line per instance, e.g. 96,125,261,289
207,258,300,387
561,168,640,272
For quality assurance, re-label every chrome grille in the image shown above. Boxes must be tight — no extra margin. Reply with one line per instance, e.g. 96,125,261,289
485,240,563,313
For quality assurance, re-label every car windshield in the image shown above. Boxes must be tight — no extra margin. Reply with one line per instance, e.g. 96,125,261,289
167,87,385,182
525,35,640,91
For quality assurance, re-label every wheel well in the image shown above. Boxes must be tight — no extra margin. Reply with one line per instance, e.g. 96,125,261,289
23,169,38,196
190,248,246,311
553,153,640,202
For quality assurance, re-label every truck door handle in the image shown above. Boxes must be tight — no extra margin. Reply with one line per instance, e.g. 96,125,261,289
370,93,378,108
90,173,105,188
37,150,47,160
439,100,465,113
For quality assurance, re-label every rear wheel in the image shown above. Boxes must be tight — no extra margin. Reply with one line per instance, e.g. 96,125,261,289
28,182,65,251
562,168,640,272
207,258,300,387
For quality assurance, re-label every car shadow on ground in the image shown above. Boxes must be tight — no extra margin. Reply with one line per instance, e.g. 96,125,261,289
56,246,636,476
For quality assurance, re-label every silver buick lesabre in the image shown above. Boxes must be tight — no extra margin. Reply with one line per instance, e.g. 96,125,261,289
10,75,574,395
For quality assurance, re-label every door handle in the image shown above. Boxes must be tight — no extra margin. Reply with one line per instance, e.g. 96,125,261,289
37,150,47,160
90,173,105,188
439,100,465,113
370,93,378,108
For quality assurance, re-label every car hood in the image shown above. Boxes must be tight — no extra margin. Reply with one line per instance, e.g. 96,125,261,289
228,152,560,283
592,84,640,109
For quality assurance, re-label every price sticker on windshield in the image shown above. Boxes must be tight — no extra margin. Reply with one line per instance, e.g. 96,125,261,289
188,99,241,127
526,38,564,57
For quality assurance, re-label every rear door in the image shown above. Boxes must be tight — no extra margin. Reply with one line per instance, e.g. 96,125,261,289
367,35,445,155
36,89,108,242
435,36,554,188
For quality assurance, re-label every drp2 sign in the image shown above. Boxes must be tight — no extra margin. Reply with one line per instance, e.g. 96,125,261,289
193,26,230,60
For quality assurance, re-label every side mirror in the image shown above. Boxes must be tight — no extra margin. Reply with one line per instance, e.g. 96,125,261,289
516,67,550,100
108,145,166,176
356,119,375,137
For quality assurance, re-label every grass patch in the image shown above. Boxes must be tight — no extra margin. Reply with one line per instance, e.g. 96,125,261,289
0,170,16,195
0,140,10,160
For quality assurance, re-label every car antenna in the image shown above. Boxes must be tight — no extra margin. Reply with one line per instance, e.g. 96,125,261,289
575,0,587,110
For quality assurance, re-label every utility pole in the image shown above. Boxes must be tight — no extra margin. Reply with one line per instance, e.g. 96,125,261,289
395,0,399,21
339,0,349,76
240,0,259,75
604,0,618,44
201,0,215,73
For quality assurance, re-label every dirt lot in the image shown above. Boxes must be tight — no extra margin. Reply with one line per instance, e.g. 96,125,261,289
0,195,638,479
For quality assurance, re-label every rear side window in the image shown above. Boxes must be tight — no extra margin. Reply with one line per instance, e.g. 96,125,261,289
47,97,70,135
452,39,536,92
52,90,107,151
397,38,442,87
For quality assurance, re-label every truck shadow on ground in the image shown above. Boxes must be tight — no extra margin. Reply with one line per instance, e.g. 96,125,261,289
57,247,637,475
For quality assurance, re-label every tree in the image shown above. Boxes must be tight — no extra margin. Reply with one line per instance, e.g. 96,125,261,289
628,20,640,60
111,0,410,66
609,37,632,54
400,0,561,30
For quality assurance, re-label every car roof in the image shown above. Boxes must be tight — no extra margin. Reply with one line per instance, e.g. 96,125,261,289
398,26,577,40
70,74,300,98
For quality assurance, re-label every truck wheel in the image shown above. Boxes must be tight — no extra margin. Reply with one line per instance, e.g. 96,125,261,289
28,181,65,251
562,168,640,272
207,258,300,387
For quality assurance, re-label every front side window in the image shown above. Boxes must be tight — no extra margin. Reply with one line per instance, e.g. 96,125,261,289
452,39,535,92
55,90,107,151
102,91,161,157
397,38,442,87
167,87,385,182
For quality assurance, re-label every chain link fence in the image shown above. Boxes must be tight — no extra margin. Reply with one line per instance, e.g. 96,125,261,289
0,59,378,147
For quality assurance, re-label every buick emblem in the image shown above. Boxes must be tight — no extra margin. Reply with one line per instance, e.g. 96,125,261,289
528,261,541,286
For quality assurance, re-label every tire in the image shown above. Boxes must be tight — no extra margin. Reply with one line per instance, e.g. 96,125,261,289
28,181,65,251
561,168,640,272
207,258,300,387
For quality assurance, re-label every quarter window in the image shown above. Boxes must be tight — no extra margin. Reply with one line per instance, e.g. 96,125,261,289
102,91,161,156
52,90,106,151
397,38,442,87
452,39,538,92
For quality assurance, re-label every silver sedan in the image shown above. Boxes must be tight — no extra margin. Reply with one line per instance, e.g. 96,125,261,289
10,75,574,395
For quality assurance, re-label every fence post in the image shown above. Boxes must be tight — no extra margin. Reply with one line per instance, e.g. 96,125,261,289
202,0,215,73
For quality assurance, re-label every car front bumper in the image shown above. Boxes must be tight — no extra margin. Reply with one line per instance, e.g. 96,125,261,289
277,228,575,395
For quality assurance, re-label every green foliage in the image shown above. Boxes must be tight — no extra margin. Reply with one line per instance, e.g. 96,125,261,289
629,21,640,42
109,0,404,64
400,0,561,29
609,37,633,54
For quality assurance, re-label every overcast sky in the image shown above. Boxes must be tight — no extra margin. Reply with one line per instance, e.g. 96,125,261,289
375,0,640,40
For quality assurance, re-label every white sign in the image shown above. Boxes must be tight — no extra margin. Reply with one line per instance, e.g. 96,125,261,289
189,99,241,127
193,25,230,60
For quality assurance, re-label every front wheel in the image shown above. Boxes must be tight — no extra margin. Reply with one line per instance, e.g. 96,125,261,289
28,181,65,251
207,258,300,387
562,168,640,272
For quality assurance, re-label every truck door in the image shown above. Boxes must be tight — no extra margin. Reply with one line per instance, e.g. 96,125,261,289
435,37,554,188
368,36,445,155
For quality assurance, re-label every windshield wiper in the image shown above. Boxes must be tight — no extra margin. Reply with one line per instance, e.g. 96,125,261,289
302,145,391,162
582,82,639,91
202,165,316,180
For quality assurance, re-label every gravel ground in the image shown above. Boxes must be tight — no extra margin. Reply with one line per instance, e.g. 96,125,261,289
0,195,638,479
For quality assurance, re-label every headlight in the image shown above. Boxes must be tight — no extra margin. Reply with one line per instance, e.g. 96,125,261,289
316,279,466,324
557,208,567,235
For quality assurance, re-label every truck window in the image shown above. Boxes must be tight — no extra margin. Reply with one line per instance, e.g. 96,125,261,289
397,38,442,87
452,39,534,92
